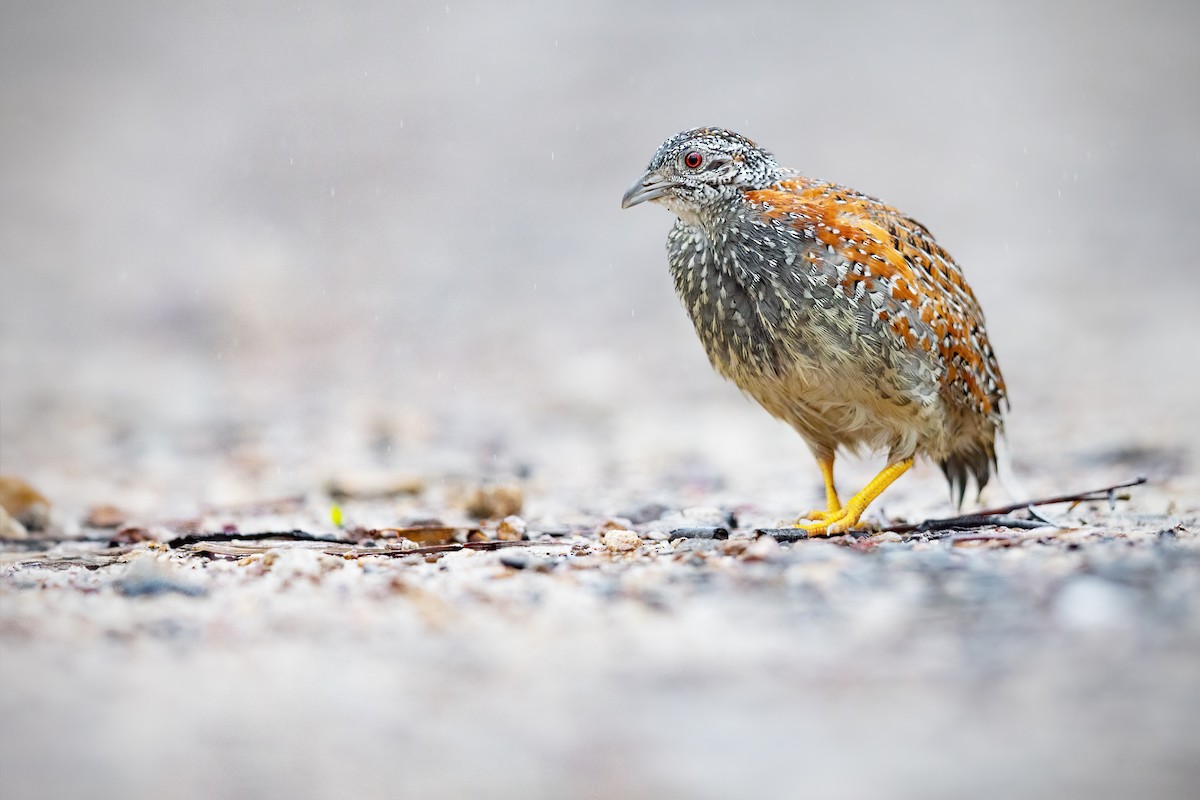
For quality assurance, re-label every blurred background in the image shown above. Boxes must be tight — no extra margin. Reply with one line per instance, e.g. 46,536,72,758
2,0,1199,516
4,4,1200,799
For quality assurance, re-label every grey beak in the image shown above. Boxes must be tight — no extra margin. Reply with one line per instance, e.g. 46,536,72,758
621,170,675,208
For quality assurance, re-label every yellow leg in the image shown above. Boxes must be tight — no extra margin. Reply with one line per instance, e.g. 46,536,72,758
798,455,841,522
793,458,914,536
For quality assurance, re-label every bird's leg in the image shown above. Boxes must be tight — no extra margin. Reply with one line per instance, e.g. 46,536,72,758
793,458,914,536
797,455,841,522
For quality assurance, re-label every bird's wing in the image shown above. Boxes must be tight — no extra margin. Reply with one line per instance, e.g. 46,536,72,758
744,178,1007,417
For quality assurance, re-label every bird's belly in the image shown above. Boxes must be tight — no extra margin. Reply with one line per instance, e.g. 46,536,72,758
719,336,948,459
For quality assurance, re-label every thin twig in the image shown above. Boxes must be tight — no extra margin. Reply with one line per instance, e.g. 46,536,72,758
971,476,1144,518
879,476,1146,534
167,529,342,549
756,513,1046,542
912,514,1047,533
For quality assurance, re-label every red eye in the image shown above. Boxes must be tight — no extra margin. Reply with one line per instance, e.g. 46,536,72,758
684,151,703,169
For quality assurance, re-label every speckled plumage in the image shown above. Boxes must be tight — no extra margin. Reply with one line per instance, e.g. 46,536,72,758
622,127,1007,534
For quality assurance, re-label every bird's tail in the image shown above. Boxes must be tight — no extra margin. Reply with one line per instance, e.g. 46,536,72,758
940,426,1026,510
939,447,991,511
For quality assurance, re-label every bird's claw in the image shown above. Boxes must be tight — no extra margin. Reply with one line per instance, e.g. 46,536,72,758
791,509,861,537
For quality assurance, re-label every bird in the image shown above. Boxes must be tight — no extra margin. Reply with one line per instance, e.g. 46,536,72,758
621,127,1007,535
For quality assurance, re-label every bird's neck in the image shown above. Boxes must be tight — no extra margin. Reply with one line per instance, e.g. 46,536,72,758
675,197,743,252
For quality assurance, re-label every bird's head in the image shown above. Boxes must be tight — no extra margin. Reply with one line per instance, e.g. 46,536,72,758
621,127,785,223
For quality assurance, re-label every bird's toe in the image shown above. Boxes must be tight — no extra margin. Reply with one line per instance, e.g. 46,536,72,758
789,519,831,537
796,508,839,524
790,508,868,536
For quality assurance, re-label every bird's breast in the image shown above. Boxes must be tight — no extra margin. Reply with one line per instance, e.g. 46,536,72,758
665,214,945,413
668,222,789,379
666,216,853,380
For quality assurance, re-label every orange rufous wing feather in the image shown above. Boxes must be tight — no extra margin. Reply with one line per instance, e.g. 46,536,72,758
744,178,1006,416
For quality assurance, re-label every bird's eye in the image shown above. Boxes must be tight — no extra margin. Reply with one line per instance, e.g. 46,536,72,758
684,151,703,169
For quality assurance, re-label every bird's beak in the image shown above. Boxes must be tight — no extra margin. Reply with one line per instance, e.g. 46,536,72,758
621,170,675,209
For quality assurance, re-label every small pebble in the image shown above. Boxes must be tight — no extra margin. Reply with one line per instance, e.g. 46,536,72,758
669,527,729,540
84,504,128,529
756,528,810,543
602,529,641,552
389,525,457,545
595,518,635,535
0,507,28,540
496,515,527,541
0,475,50,531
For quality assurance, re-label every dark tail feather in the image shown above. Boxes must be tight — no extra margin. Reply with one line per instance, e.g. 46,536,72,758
940,444,996,511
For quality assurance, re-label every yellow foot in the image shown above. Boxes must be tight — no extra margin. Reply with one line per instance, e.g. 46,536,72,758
791,508,862,537
790,458,915,538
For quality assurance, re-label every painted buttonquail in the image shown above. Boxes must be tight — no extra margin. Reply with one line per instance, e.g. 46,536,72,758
622,127,1007,535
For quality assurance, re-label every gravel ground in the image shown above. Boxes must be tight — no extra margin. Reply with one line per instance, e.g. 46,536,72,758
3,511,1199,799
3,2,1200,798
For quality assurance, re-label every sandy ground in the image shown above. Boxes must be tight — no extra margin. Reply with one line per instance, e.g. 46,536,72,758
2,1,1200,798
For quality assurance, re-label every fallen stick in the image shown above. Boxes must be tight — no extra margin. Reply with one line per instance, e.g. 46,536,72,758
168,529,579,557
166,529,341,549
880,476,1146,534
